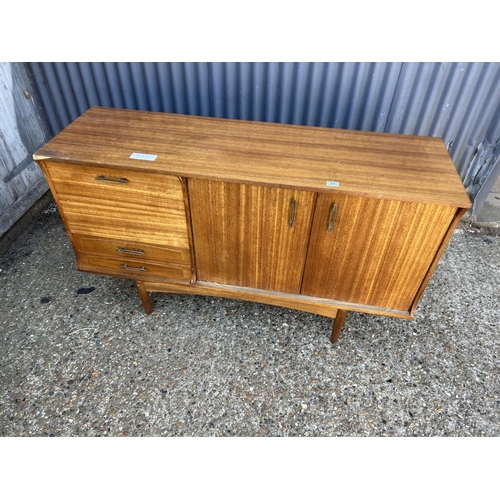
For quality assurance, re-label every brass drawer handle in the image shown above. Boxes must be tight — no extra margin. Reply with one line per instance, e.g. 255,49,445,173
120,264,146,272
116,247,144,255
288,199,297,228
327,203,338,232
95,175,128,184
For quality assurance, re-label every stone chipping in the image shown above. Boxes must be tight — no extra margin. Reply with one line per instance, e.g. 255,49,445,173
0,207,499,437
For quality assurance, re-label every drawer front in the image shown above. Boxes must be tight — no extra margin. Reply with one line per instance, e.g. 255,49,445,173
78,254,192,282
73,234,191,264
44,161,190,248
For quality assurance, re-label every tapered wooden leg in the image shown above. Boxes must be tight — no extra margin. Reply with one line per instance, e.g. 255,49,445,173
330,309,347,343
136,281,152,314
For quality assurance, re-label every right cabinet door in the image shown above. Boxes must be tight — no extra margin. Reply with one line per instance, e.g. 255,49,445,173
301,193,457,311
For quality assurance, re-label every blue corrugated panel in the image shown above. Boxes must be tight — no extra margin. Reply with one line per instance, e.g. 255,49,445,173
28,62,500,213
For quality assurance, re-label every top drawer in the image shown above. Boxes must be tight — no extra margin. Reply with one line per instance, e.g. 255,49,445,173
43,162,190,248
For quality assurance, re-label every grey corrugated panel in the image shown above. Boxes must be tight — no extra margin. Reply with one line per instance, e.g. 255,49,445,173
379,62,500,214
472,139,500,212
386,62,500,175
29,62,62,134
457,65,500,183
94,62,117,108
77,62,99,108
27,62,500,213
53,63,82,124
451,64,500,214
34,60,388,126
65,63,88,115
141,62,158,112
445,64,499,178
188,61,206,115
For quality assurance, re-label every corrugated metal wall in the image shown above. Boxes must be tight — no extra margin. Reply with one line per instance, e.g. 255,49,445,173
0,62,51,237
28,62,500,214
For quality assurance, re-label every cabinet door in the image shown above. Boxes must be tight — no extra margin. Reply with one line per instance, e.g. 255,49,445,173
301,193,456,311
189,179,316,293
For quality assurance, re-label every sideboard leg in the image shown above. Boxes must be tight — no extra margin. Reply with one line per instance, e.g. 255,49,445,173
330,309,347,343
136,281,152,314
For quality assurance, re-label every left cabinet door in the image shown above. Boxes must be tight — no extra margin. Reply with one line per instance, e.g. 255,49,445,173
41,161,194,283
188,179,316,293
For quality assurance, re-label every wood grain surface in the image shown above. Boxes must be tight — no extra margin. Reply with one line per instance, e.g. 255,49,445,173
143,280,413,319
73,234,192,263
189,178,316,293
34,107,472,334
78,253,192,282
34,106,471,208
301,193,457,310
42,161,191,248
409,206,468,314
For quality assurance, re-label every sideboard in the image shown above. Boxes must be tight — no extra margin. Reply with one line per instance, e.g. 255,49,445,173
33,107,471,343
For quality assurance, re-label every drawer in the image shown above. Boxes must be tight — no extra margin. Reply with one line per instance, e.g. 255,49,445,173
78,254,192,282
73,234,192,264
44,161,190,248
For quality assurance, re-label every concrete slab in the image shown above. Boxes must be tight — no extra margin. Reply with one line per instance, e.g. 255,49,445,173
0,205,499,437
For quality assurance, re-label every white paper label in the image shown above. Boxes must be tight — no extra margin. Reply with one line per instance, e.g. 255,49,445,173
130,152,157,161
326,180,339,187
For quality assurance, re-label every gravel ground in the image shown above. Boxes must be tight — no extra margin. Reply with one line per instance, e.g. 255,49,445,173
0,207,499,437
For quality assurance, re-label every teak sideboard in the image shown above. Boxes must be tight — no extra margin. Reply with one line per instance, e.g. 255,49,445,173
33,107,471,343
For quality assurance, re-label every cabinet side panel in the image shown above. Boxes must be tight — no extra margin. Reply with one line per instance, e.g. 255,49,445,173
189,178,316,293
36,160,80,254
409,206,468,315
301,193,456,310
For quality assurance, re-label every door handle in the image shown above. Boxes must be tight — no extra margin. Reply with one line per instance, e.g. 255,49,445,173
120,264,146,272
116,247,144,255
327,203,338,232
288,199,297,228
95,175,128,184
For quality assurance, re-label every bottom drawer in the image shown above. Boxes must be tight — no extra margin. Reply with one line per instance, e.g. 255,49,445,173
78,254,192,282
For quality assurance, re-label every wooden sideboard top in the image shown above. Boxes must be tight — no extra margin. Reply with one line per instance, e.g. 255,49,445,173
34,106,471,208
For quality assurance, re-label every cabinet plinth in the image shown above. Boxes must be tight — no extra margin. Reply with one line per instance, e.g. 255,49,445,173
34,107,471,343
